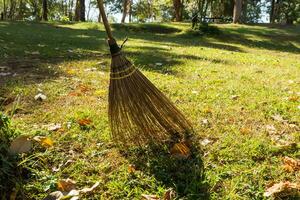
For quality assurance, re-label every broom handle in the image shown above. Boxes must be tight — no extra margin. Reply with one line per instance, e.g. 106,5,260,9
98,0,114,40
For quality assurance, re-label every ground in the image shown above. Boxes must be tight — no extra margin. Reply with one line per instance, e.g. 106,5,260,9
0,21,299,199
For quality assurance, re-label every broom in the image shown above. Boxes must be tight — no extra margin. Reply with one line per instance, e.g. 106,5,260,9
98,0,193,145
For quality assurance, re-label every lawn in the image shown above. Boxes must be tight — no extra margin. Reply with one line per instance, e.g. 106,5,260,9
0,21,299,199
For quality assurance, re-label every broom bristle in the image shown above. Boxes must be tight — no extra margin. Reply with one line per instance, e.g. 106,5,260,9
109,50,192,145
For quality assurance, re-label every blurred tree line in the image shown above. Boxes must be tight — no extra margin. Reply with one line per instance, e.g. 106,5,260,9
0,0,299,24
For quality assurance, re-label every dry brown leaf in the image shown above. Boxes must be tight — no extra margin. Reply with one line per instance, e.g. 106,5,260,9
78,84,91,93
203,107,212,114
141,194,160,200
288,95,299,102
57,178,76,192
264,181,300,197
43,191,64,200
163,188,176,200
78,118,92,126
9,135,32,154
128,164,136,173
240,127,251,135
170,142,190,158
68,92,81,97
47,123,62,131
33,136,54,147
283,156,300,172
80,181,100,193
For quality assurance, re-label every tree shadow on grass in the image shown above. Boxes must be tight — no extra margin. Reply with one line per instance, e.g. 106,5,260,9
121,137,209,199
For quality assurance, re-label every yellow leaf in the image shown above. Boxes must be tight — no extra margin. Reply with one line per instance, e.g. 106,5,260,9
288,95,299,102
170,142,190,158
67,69,75,75
33,136,54,147
240,127,251,135
57,178,76,192
9,135,32,154
128,164,136,173
94,90,106,96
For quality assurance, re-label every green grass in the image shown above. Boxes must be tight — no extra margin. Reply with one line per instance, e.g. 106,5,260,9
0,21,299,199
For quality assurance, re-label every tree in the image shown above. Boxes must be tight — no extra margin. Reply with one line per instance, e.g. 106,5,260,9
270,0,275,23
75,0,85,21
121,0,129,23
173,0,183,21
233,0,242,23
42,0,48,20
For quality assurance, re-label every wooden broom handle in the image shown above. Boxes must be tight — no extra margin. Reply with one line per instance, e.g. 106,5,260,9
98,0,114,40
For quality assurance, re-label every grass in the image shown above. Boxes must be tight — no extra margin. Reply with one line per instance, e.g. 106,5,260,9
0,21,299,199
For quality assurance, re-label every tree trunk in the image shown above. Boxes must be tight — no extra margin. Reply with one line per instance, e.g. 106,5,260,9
121,0,129,23
173,0,182,21
74,0,80,21
96,0,102,22
42,0,48,21
3,0,6,20
128,0,132,22
8,0,16,19
79,0,85,21
17,0,24,19
68,0,74,20
233,0,242,23
270,0,275,23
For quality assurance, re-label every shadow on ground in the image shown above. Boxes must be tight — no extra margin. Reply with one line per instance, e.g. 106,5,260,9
121,137,209,199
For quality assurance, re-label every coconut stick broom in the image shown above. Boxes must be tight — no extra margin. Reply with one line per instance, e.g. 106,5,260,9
98,0,192,145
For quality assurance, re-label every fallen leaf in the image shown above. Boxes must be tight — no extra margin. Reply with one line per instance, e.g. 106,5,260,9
33,136,54,147
34,93,47,101
141,194,160,200
47,123,62,131
200,138,212,146
170,142,190,158
52,164,63,172
271,114,285,122
283,156,300,172
57,179,76,192
201,119,209,126
163,188,176,200
78,84,91,93
43,191,64,200
66,69,76,75
80,181,100,193
128,164,136,173
84,68,97,72
265,125,277,134
9,135,32,154
231,95,239,100
288,96,299,102
78,118,92,126
264,181,300,197
240,127,251,135
203,107,212,114
25,51,40,55
68,92,81,96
